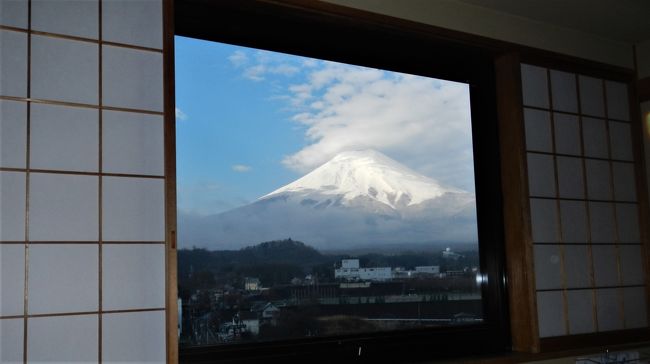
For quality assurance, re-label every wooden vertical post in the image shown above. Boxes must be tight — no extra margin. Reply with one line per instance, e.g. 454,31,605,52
163,0,179,362
495,52,540,353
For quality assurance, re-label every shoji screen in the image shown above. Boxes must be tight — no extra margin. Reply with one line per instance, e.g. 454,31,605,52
0,0,168,362
521,64,648,338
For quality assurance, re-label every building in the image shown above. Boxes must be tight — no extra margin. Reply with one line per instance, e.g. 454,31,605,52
442,247,463,260
334,259,393,281
414,266,440,275
335,259,441,281
244,277,261,291
238,312,260,336
341,259,360,269
260,303,280,320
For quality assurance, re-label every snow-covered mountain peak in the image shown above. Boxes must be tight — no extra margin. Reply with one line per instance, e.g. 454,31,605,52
261,149,463,209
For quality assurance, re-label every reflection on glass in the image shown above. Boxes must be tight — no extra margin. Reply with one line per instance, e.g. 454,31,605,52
176,36,481,347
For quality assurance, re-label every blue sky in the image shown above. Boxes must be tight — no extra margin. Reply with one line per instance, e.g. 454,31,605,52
175,36,475,216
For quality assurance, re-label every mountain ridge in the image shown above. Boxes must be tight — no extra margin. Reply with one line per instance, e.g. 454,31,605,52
179,150,477,250
261,149,462,210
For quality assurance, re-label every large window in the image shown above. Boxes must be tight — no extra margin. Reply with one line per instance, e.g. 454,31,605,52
177,38,482,343
175,2,509,362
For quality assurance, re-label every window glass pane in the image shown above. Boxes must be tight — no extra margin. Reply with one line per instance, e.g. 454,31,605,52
176,37,481,347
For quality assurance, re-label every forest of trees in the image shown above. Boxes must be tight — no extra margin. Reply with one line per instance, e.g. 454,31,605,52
178,239,479,299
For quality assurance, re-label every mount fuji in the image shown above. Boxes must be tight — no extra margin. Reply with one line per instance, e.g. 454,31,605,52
179,150,478,250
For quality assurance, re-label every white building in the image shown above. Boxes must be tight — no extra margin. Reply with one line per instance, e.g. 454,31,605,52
341,259,360,269
415,266,440,274
442,247,463,260
334,259,392,281
244,277,261,291
239,312,260,335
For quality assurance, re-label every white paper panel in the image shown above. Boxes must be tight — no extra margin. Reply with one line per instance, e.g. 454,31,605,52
609,121,633,161
527,153,556,197
0,245,24,316
563,245,591,289
31,35,98,105
0,0,28,28
623,287,648,329
102,311,165,364
530,198,559,243
30,103,99,172
553,113,581,156
605,81,630,121
102,244,165,310
27,314,98,363
521,64,549,109
579,75,605,117
537,291,566,337
618,245,644,286
29,173,98,241
559,200,588,243
0,30,28,97
524,108,552,152
591,245,619,287
0,318,24,363
0,99,27,168
32,0,99,39
582,117,609,158
28,244,98,314
589,202,616,243
102,46,163,112
596,288,623,331
585,159,612,200
616,203,641,243
534,245,562,290
550,70,578,113
102,110,164,176
102,177,164,241
556,156,584,199
0,171,25,241
102,0,163,49
612,162,637,202
567,290,595,334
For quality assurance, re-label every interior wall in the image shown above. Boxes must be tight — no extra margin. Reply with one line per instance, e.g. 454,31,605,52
0,0,167,362
320,0,635,70
636,40,650,79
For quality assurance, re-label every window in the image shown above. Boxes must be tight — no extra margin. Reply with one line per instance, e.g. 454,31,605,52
174,1,509,362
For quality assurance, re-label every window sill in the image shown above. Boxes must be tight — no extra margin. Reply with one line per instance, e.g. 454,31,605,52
444,340,650,364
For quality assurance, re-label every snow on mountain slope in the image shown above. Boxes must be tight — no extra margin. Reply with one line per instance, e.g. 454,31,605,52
179,149,477,250
261,149,462,209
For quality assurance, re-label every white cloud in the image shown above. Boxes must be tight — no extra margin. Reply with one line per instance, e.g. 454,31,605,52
224,49,475,192
269,64,300,77
281,63,475,192
243,65,266,81
232,164,252,172
229,49,305,82
228,50,248,67
302,59,318,68
175,107,188,121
